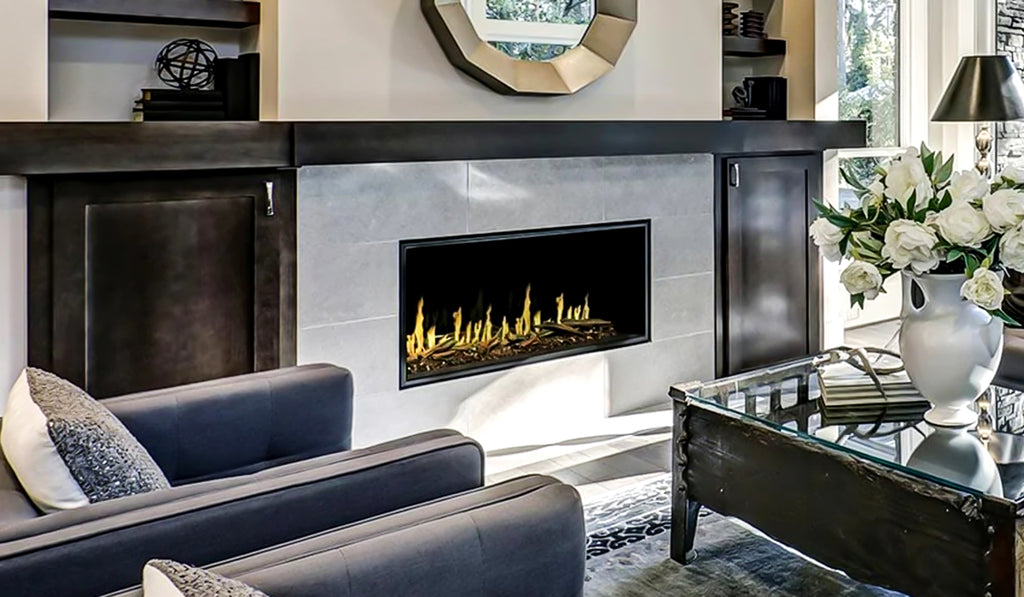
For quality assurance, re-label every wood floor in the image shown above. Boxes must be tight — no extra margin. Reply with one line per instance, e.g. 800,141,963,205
484,320,901,505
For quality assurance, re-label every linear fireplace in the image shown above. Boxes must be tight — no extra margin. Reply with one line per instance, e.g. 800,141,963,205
400,221,651,388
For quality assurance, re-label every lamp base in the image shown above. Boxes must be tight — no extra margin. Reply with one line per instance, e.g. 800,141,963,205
975,125,993,178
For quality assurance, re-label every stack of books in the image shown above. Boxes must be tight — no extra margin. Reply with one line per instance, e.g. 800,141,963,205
817,362,930,425
133,52,260,122
133,89,225,122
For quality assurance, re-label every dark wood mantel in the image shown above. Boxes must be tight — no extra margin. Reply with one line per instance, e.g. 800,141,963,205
0,120,865,176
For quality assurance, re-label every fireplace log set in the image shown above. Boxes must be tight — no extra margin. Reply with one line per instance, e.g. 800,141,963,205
405,284,619,376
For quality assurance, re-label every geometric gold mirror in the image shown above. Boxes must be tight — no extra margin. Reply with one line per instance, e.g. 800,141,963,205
421,0,637,95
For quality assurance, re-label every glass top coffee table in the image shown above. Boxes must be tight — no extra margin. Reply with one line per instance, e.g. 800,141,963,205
669,353,1024,597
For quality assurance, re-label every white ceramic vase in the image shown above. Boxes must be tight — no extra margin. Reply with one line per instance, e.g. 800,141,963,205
899,273,1004,427
905,427,1003,497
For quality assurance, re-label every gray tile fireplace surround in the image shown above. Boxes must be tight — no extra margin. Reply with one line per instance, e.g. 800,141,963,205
297,154,714,447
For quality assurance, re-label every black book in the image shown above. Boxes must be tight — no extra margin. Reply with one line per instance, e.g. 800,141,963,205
214,57,247,120
240,52,260,121
213,53,260,121
137,100,226,112
132,109,226,122
140,88,223,102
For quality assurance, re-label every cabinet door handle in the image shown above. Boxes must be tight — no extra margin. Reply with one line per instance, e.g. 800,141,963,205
728,163,740,188
264,181,275,217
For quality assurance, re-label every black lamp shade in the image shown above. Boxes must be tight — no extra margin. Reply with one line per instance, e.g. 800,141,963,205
933,55,1024,122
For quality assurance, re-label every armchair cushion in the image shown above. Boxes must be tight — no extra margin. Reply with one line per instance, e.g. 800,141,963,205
105,364,353,484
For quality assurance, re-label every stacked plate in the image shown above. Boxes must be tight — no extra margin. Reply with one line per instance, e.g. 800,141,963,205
740,10,766,38
723,2,739,36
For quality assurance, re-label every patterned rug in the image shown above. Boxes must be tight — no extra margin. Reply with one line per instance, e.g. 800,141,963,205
583,476,905,596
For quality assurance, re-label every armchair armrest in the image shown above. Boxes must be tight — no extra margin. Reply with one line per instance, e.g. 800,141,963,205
0,430,484,597
110,476,585,597
102,364,353,484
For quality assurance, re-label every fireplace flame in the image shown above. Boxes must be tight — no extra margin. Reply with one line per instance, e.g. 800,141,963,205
406,285,604,360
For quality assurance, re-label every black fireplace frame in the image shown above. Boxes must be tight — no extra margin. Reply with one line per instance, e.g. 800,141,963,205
398,220,652,389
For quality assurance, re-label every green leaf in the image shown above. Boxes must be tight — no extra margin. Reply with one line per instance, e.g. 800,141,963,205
825,213,859,228
906,191,917,218
964,254,981,278
840,168,867,191
812,199,835,216
938,190,953,211
922,151,935,175
933,153,955,184
995,309,1022,327
947,248,964,263
849,293,866,310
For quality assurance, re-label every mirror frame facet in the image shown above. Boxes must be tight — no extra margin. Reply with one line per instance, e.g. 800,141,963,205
421,0,638,96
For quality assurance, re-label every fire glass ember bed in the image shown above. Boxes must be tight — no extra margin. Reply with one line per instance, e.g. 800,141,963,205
400,221,651,388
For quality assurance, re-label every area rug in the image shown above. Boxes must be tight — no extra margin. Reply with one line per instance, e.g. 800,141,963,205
583,476,905,596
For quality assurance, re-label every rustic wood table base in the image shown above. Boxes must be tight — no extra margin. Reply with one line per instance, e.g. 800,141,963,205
670,381,1023,597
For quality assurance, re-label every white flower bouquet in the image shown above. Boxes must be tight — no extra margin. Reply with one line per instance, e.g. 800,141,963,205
810,144,1024,322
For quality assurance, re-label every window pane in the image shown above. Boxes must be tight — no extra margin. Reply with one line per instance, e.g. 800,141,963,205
486,0,595,25
838,156,886,209
838,0,899,147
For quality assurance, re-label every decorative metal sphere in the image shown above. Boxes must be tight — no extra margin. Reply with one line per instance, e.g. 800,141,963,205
155,38,218,91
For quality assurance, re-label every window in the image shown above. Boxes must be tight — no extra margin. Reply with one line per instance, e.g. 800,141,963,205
836,0,903,332
838,0,900,149
463,0,595,60
837,0,902,206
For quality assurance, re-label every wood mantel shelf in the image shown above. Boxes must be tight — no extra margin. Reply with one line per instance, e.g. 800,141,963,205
49,0,261,29
0,121,866,176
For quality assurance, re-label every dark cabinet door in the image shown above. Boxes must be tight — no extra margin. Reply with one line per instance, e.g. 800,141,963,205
29,170,296,398
721,155,821,375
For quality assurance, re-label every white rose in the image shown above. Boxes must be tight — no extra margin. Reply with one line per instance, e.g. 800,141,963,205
931,202,992,248
960,268,1005,311
947,170,990,203
840,261,884,299
884,150,935,209
1000,164,1024,184
1000,224,1024,271
983,188,1024,232
867,178,885,199
809,217,844,262
882,219,940,275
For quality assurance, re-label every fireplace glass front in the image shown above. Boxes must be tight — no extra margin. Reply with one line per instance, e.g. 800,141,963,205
400,221,650,388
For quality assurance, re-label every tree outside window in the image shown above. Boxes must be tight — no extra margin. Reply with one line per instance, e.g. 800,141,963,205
482,0,595,60
839,0,900,151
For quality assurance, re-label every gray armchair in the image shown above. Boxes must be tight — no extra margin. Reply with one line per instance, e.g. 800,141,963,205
0,364,485,597
110,475,585,597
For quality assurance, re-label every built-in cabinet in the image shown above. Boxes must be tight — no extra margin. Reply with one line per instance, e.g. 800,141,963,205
718,153,821,375
28,170,296,398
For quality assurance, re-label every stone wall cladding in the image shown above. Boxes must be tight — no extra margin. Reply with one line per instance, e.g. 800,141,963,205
998,0,1024,166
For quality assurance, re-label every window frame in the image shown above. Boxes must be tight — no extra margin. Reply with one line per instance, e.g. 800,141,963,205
836,0,905,158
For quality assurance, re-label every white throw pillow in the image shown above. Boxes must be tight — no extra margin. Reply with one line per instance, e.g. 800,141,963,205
0,368,170,513
143,560,269,597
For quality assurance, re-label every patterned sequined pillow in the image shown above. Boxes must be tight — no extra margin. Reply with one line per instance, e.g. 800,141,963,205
143,560,270,597
0,368,170,512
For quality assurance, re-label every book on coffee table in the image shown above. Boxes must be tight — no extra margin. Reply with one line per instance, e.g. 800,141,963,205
816,362,930,424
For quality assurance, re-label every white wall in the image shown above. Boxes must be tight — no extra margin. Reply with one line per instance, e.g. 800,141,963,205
0,179,27,406
0,0,47,121
0,1,45,397
267,0,722,120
